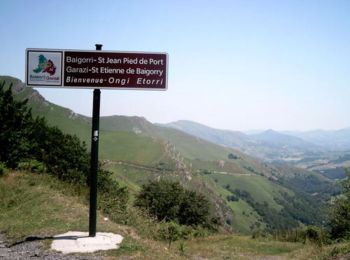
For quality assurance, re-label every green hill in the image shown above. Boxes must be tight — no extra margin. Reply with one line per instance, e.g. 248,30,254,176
1,76,337,234
4,170,345,259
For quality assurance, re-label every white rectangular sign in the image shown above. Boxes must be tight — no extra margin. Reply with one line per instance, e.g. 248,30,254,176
27,50,63,86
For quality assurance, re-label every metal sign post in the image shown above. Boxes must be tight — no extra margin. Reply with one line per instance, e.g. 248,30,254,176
89,44,102,237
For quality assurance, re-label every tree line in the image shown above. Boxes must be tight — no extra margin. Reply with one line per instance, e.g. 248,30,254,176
0,81,128,217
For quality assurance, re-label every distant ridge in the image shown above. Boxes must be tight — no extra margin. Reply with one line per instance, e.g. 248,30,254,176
164,120,252,148
164,120,324,162
287,128,350,151
251,129,320,149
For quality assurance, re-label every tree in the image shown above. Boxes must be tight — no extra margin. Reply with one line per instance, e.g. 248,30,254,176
0,81,89,181
135,179,211,227
0,80,129,218
179,190,210,226
329,170,350,240
158,221,182,248
228,153,238,160
0,82,32,167
135,179,184,222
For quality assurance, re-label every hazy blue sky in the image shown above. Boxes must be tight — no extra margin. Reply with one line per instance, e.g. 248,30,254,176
1,0,349,131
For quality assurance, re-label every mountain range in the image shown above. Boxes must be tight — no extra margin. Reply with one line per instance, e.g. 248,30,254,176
1,75,342,234
285,128,350,151
165,120,350,172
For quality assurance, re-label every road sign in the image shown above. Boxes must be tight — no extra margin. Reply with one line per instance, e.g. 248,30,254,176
26,49,168,90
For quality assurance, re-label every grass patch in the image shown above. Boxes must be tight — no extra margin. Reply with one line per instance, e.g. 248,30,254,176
208,173,289,211
0,172,84,240
106,237,146,257
0,172,127,241
202,174,263,233
99,130,164,165
173,234,304,259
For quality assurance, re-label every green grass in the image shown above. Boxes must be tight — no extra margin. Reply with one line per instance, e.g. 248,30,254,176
0,171,175,258
104,163,153,194
99,130,164,165
28,97,165,167
30,101,92,143
99,115,154,134
0,172,117,241
175,234,304,259
0,171,347,260
153,127,233,161
207,173,292,211
202,174,265,233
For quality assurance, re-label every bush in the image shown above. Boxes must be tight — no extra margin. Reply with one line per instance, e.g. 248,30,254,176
274,226,329,246
304,226,328,247
0,80,129,220
329,169,350,240
17,159,46,173
97,168,129,222
0,162,8,177
135,179,212,227
227,194,239,202
158,221,182,248
0,81,89,181
329,244,350,258
0,82,32,168
228,153,238,160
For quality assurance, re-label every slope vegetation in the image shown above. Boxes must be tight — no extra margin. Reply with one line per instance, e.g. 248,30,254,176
2,76,335,234
2,171,343,260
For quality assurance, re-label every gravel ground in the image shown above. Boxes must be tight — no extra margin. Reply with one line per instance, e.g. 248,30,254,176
0,234,101,260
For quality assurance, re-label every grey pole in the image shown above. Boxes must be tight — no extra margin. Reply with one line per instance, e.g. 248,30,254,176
89,44,102,237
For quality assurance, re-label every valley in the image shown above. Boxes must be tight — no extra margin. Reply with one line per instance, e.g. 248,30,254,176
2,76,342,234
165,120,350,180
1,76,350,259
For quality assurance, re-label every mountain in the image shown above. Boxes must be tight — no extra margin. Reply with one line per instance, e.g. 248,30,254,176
250,129,322,153
164,120,253,149
164,120,324,162
164,120,350,180
287,129,350,151
1,75,337,234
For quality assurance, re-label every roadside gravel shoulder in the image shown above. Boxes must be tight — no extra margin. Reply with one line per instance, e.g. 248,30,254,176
0,234,101,260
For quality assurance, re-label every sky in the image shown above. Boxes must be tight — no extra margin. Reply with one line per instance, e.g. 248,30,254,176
1,0,350,131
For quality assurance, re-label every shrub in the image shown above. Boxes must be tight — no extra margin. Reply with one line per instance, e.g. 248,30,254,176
228,153,238,159
97,168,129,222
0,82,32,168
0,162,8,177
304,226,328,247
329,169,350,240
135,179,212,227
274,226,330,246
227,194,239,202
158,221,182,248
329,244,350,258
0,80,129,220
17,159,46,173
